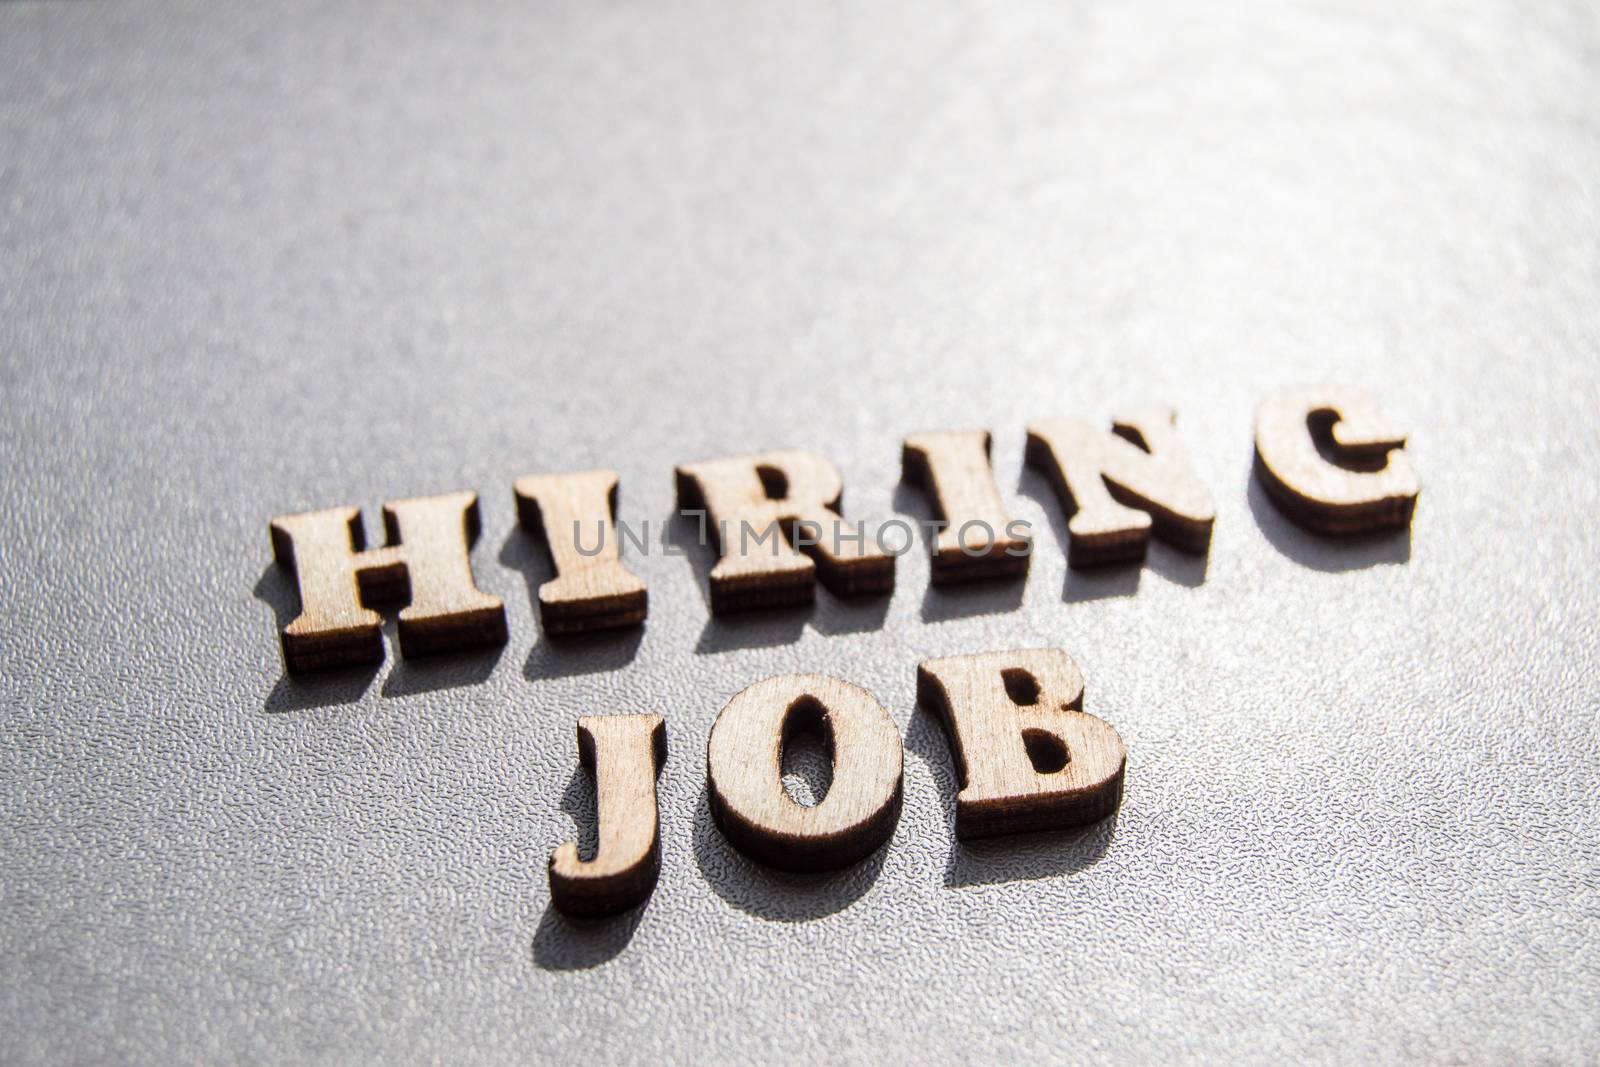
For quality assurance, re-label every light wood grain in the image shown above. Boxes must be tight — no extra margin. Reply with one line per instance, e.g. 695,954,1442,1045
1254,385,1420,534
268,491,506,672
676,450,894,613
706,674,902,871
549,714,667,918
1026,407,1214,567
513,469,648,635
902,429,1030,584
917,649,1125,840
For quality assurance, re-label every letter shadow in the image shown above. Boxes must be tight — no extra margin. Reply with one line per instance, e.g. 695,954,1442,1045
1145,539,1209,589
379,641,504,697
694,609,810,654
525,629,644,680
665,507,722,608
889,479,937,549
903,705,1116,888
262,667,377,713
498,528,644,679
691,581,891,652
809,588,892,637
690,785,890,922
1062,542,1210,601
1062,565,1140,601
556,763,600,860
921,581,1025,623
1246,468,1412,572
531,903,646,972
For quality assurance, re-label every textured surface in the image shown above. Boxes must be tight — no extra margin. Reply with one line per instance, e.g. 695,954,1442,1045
2,2,1599,1063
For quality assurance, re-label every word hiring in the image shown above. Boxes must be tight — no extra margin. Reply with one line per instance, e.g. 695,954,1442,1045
266,384,1419,671
552,648,1124,917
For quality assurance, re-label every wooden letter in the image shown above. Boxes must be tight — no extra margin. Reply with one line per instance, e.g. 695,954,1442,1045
917,649,1125,840
706,674,902,871
1026,408,1214,567
1254,386,1420,534
549,714,667,918
902,430,1030,584
268,491,506,672
675,450,894,613
513,469,647,635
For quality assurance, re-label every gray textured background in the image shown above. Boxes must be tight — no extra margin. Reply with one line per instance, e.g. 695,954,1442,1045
3,2,1598,1064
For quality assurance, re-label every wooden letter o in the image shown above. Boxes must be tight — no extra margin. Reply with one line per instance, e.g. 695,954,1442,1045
706,674,903,872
